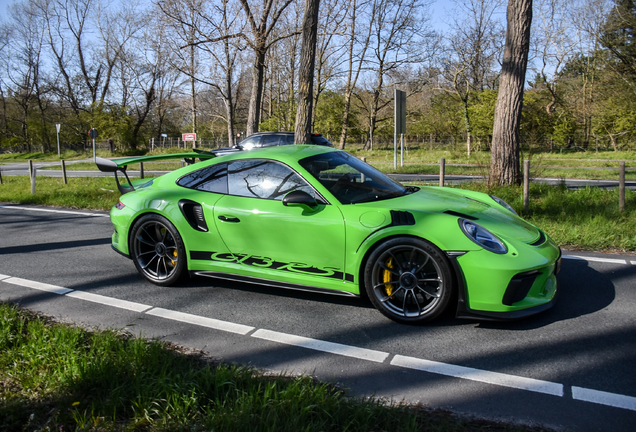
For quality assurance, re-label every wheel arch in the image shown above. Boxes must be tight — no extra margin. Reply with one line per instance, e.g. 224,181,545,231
357,234,460,303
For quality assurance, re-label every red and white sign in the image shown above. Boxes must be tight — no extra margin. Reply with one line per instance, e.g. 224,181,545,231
182,133,197,141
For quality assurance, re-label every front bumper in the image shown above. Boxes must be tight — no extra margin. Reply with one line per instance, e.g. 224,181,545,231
449,241,561,320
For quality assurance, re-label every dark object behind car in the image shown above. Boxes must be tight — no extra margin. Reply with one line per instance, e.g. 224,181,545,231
238,132,333,150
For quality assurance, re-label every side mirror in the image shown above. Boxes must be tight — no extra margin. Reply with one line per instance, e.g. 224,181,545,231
283,190,318,209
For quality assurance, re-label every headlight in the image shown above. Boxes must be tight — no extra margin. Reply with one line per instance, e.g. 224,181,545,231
490,195,517,215
459,219,507,254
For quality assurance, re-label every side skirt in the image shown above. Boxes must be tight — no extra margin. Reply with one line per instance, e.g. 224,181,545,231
191,271,359,298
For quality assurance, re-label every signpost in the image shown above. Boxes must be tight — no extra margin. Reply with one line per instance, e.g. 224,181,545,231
55,124,61,158
394,89,407,169
182,133,197,149
88,128,98,161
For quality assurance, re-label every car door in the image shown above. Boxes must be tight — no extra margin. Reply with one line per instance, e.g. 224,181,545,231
212,159,349,290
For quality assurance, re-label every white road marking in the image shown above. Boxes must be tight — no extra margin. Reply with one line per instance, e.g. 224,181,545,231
3,277,74,295
0,205,108,217
252,328,389,363
65,290,152,312
2,273,636,412
572,386,636,412
631,261,636,265
562,255,628,265
391,355,564,396
146,307,254,335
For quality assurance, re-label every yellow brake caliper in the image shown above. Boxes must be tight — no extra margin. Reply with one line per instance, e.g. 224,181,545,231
171,250,177,267
383,257,395,297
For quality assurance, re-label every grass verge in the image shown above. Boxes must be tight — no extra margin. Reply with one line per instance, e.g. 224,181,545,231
1,175,634,252
0,303,547,432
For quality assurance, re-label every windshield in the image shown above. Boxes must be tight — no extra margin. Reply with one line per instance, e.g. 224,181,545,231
299,151,414,204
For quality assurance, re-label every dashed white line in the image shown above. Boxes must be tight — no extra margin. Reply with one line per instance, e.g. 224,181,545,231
2,273,635,411
391,355,563,396
562,255,628,265
0,205,108,217
65,290,152,312
4,277,74,295
252,328,389,363
572,386,636,412
146,307,254,335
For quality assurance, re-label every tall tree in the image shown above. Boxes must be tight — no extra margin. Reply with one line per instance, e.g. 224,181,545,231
490,0,533,186
294,0,321,144
238,0,296,135
441,0,504,157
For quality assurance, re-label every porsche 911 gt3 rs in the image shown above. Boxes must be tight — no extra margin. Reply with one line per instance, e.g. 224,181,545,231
96,145,560,324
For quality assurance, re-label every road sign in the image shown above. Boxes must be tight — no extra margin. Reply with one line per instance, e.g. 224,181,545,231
182,133,197,141
395,90,406,134
88,128,98,139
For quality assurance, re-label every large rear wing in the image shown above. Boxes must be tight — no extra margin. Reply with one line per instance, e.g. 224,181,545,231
95,150,217,194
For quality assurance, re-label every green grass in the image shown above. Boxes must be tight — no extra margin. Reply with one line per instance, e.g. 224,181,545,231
0,176,120,210
454,182,636,252
0,303,545,432
26,145,636,181
1,174,634,252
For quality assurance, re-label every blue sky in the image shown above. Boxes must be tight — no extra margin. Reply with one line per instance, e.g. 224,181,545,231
0,0,451,29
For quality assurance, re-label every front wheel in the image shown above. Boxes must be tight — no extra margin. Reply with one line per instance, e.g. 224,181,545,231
130,214,186,286
364,237,453,324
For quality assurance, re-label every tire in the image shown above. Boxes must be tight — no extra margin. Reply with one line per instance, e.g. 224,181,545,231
364,237,453,324
129,214,186,286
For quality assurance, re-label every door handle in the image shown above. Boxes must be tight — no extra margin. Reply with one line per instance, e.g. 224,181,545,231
218,215,240,223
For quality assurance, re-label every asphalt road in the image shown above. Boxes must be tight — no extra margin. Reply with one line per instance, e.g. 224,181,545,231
0,204,635,431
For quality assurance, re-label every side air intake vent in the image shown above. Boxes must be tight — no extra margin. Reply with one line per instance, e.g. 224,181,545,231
179,200,209,232
390,210,415,226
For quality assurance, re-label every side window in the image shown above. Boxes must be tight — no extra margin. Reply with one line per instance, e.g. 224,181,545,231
239,136,261,150
228,159,314,201
260,134,282,147
177,163,228,194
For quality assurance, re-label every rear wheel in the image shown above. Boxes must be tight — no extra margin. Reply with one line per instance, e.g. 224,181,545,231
364,237,453,324
130,214,186,286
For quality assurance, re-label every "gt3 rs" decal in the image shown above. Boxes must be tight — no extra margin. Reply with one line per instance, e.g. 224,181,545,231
190,251,354,282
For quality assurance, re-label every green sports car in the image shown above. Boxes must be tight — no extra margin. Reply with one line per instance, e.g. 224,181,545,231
96,145,560,324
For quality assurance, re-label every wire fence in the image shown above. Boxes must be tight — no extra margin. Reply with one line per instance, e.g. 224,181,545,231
1,134,634,154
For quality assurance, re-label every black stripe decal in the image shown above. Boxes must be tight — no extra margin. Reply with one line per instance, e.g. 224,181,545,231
190,251,354,282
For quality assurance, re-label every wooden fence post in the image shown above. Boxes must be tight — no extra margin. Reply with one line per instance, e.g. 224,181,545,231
30,168,37,195
61,159,68,184
439,158,445,187
0,165,3,184
140,162,144,179
619,161,625,212
524,160,530,214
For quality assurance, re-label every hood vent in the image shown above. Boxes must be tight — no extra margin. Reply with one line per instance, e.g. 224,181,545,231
529,230,546,246
444,210,478,221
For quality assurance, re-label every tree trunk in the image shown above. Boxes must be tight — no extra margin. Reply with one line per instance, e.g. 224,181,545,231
295,0,321,144
490,0,532,186
246,46,267,135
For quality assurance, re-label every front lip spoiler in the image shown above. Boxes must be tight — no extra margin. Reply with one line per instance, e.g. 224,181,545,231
455,292,558,321
111,244,130,259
